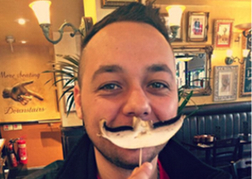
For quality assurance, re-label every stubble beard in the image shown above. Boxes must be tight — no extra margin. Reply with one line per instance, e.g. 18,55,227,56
92,138,165,170
82,110,165,170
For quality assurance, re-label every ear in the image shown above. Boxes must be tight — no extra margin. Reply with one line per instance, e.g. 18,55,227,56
74,84,83,119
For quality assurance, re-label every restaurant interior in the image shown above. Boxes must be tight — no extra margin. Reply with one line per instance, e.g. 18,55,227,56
0,0,251,178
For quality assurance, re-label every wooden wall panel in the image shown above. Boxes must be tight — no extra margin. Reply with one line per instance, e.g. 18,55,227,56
0,123,63,168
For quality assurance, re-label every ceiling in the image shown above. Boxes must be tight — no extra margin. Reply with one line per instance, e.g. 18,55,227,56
0,0,84,47
0,0,250,47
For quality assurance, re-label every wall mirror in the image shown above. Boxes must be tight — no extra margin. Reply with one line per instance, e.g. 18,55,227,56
173,45,213,96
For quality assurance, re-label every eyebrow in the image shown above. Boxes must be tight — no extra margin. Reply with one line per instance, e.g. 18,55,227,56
92,65,123,81
92,63,174,81
147,64,174,79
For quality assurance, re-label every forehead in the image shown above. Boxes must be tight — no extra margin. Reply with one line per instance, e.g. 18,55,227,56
84,21,170,53
81,22,174,74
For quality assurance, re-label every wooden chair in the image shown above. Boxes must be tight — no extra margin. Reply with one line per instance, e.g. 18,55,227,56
231,158,251,179
212,138,240,168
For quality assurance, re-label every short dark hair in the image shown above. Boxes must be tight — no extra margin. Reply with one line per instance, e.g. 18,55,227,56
82,2,170,49
78,2,170,87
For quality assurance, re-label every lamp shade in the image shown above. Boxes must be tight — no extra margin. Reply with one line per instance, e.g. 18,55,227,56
243,49,250,57
235,23,252,30
29,1,51,24
166,5,185,26
175,54,194,62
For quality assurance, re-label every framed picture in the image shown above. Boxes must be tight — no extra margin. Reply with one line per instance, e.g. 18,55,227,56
101,0,141,8
240,53,251,97
213,20,233,48
161,13,182,42
213,65,238,102
64,91,75,113
187,12,209,42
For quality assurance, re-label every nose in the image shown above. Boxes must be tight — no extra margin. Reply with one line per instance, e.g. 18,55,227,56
122,87,151,119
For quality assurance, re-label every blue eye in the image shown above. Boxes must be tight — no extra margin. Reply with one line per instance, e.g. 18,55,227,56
147,81,170,95
149,82,168,89
99,83,121,90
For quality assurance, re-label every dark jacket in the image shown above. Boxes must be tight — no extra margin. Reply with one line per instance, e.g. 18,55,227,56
24,134,231,179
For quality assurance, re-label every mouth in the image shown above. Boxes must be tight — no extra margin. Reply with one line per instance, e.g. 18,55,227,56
98,115,185,149
103,115,181,132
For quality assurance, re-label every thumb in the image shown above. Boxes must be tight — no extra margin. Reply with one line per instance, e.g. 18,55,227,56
128,162,153,179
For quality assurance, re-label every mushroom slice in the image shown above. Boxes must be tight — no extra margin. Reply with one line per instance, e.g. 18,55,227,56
98,115,185,149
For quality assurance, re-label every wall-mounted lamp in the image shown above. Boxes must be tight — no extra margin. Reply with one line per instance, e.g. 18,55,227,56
243,49,250,58
29,0,92,44
166,5,185,42
242,49,251,65
234,23,251,65
175,54,194,62
225,49,244,65
235,23,251,49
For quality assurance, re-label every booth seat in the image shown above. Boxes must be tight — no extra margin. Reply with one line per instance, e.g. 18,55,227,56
60,101,251,161
174,101,251,160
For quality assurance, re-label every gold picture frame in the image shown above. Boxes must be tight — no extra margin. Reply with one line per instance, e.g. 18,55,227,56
187,12,209,42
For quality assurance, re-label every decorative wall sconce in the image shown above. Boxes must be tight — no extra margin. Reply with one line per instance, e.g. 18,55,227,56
166,5,185,41
175,54,194,62
235,23,251,49
30,0,184,44
225,49,244,65
235,23,251,64
29,0,92,44
243,49,250,59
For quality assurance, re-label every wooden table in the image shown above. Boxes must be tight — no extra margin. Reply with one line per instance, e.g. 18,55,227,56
182,141,213,164
181,134,251,165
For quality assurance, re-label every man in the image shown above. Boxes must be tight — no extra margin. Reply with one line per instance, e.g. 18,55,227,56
25,2,231,179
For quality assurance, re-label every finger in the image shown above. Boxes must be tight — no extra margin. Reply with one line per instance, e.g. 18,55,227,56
131,167,139,175
128,162,153,179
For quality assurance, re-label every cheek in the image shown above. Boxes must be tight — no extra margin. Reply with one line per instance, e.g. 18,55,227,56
151,95,178,120
81,94,120,122
81,96,123,142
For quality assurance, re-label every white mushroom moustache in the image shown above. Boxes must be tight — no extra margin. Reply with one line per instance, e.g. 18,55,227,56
98,115,185,149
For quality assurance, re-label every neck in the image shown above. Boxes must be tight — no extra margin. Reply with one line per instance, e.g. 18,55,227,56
94,147,158,179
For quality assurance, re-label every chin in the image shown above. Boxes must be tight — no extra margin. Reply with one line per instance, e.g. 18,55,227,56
95,139,165,170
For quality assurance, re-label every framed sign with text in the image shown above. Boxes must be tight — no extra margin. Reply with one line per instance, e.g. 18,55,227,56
0,46,60,123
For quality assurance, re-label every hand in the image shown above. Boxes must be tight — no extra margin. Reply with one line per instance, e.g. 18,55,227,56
2,80,43,105
128,162,153,179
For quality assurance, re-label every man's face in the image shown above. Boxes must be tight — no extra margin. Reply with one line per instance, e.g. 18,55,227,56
74,22,178,169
